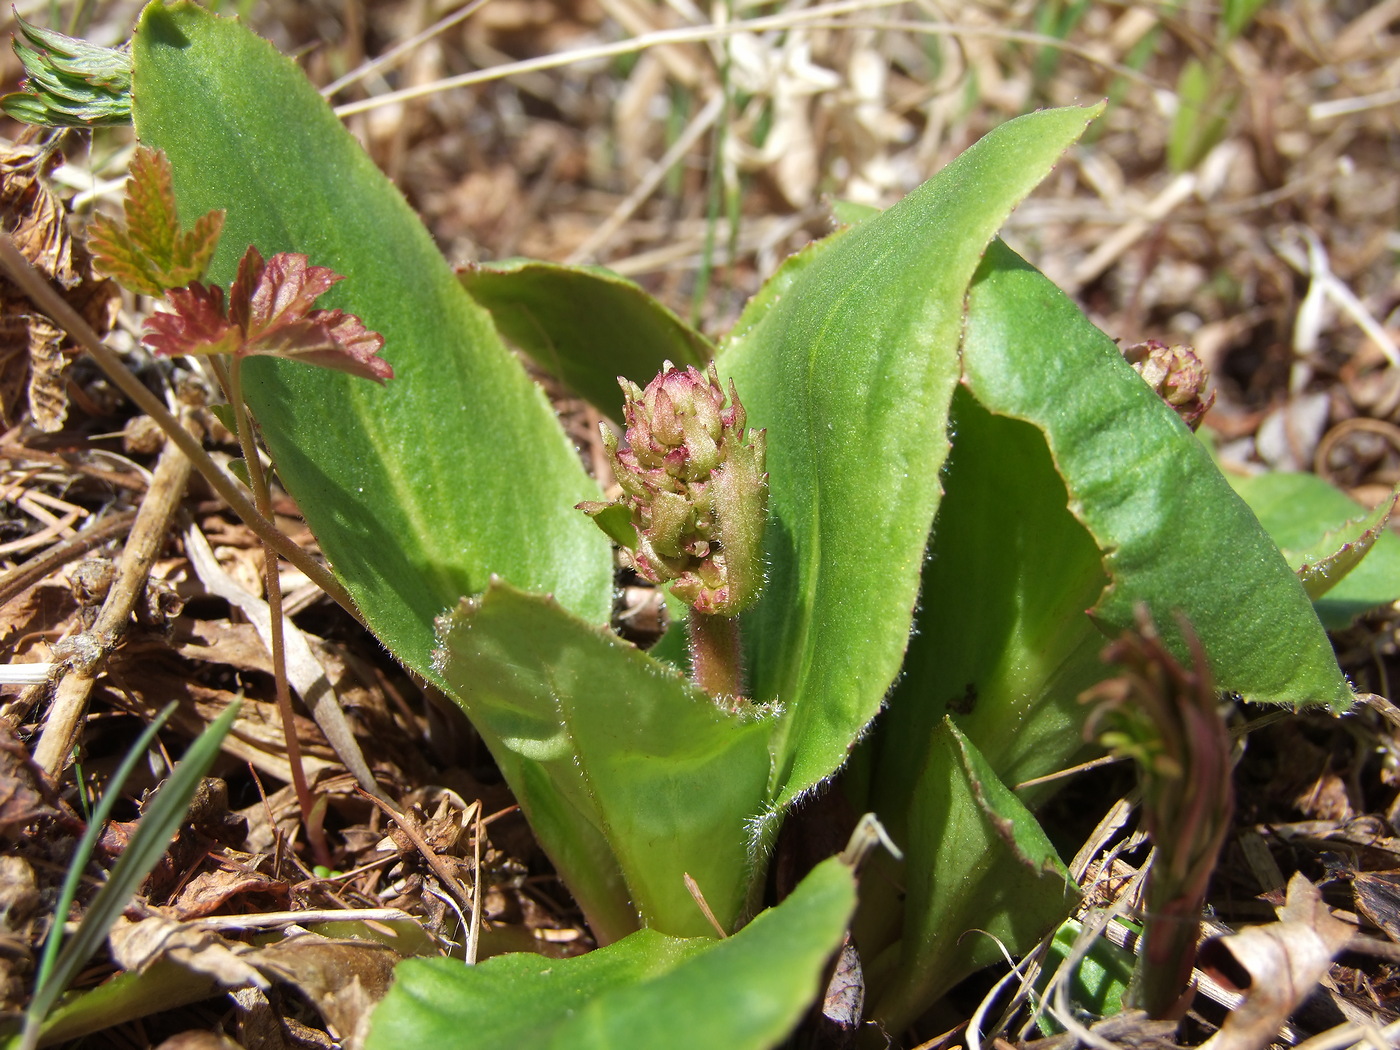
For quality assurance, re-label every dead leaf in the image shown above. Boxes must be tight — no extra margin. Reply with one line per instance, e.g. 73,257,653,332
0,142,120,430
1197,872,1355,1050
172,867,289,921
0,720,59,841
251,933,400,1045
1351,869,1400,943
153,1033,244,1050
109,914,268,989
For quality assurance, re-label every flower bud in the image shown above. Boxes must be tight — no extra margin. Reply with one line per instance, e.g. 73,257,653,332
579,362,767,615
1124,340,1214,431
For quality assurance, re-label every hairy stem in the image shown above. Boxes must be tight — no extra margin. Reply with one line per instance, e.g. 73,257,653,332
688,610,743,703
228,360,331,869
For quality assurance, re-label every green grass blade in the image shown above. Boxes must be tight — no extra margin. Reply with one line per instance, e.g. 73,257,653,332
31,704,176,997
22,702,238,1049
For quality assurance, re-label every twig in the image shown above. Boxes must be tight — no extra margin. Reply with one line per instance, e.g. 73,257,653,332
357,788,477,917
32,431,192,776
0,510,137,608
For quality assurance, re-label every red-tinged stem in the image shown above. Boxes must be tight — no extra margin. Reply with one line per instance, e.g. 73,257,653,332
228,359,331,870
0,234,358,621
687,610,743,704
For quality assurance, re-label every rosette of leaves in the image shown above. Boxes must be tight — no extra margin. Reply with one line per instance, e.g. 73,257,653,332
43,3,1357,1044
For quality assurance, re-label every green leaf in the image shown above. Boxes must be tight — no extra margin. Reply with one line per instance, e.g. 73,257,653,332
960,240,1352,710
459,260,712,423
1222,0,1270,39
874,387,1108,799
130,2,613,683
1039,918,1135,1025
868,719,1078,1032
434,580,774,940
1291,492,1396,600
717,104,1105,808
1167,58,1235,173
89,146,225,297
1228,471,1400,628
1,15,132,127
365,856,856,1050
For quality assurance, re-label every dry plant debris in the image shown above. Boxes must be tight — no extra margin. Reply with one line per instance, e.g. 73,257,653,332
1,0,1399,1047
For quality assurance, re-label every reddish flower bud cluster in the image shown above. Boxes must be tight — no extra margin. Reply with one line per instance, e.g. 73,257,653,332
582,362,767,616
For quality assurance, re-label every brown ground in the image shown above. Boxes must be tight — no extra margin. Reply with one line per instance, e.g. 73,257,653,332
1,1,1399,1048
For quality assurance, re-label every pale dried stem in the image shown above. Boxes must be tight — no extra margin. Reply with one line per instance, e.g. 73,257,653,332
32,428,192,776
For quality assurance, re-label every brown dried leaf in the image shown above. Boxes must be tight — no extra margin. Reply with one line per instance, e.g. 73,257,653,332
27,313,69,431
153,1032,244,1050
0,142,118,428
171,867,290,921
1352,870,1400,943
108,914,268,989
0,720,58,841
1197,872,1354,1050
251,933,400,1042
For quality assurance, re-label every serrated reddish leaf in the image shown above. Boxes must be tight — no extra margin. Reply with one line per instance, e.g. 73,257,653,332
142,283,241,357
236,250,341,340
262,309,392,382
89,146,224,295
142,245,391,382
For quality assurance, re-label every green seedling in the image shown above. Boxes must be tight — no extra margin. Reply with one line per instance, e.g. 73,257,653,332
8,3,1361,1045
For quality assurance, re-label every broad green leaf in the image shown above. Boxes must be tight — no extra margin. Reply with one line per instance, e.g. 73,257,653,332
459,260,712,422
717,104,1104,807
961,240,1352,710
434,580,774,940
867,719,1077,1032
873,388,1109,803
130,2,612,683
1228,471,1400,628
365,855,856,1050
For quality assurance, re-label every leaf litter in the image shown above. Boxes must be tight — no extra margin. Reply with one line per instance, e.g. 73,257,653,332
3,0,1400,1047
